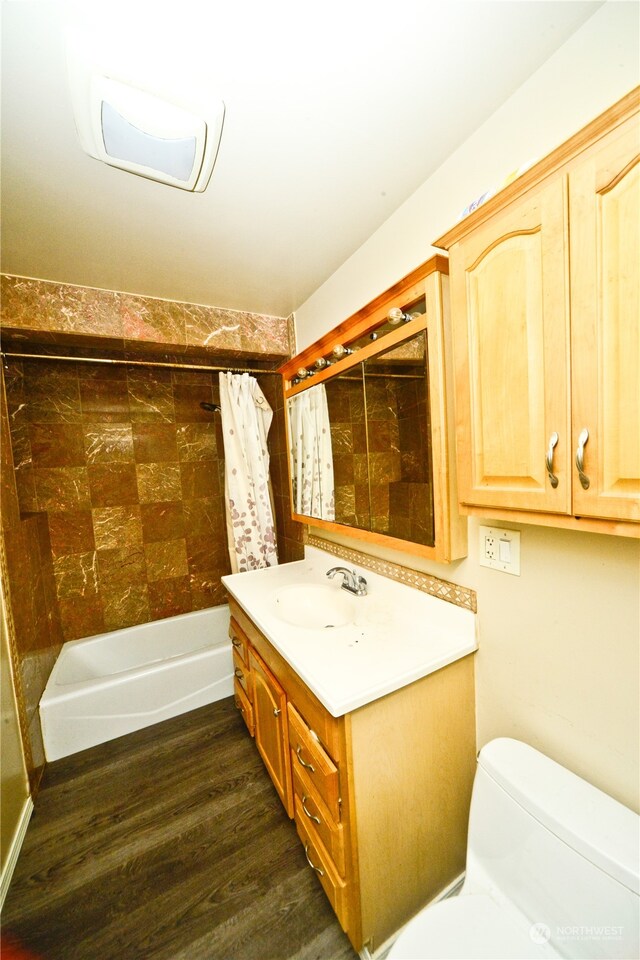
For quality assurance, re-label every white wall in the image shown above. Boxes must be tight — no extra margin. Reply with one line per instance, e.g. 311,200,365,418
294,2,640,812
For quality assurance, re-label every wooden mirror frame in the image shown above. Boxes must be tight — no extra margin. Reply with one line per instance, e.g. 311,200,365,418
279,256,467,562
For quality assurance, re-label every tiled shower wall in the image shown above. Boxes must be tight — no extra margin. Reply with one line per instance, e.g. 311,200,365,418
4,358,300,641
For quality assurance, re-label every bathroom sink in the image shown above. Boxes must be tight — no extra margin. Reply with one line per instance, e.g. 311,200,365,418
273,583,357,629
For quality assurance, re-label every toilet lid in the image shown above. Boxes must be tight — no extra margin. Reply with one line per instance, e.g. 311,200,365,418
387,894,560,960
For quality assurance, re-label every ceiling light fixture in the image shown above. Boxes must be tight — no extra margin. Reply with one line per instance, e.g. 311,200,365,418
67,39,224,192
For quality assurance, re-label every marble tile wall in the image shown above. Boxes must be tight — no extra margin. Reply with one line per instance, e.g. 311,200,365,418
4,359,298,642
0,275,293,363
1,367,62,789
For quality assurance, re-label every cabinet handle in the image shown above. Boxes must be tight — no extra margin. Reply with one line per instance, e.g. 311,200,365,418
302,795,321,824
234,698,245,716
296,744,316,773
304,843,324,876
273,707,281,717
545,432,559,488
231,638,242,648
234,668,244,680
575,428,590,489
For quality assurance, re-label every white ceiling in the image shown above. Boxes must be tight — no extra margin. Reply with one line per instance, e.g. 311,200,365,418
1,1,602,317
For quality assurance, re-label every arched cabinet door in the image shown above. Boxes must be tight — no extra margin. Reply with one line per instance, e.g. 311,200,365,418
569,116,640,523
448,176,571,514
249,648,293,817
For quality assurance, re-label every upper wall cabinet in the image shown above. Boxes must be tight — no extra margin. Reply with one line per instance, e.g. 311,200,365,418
279,257,467,563
435,87,639,537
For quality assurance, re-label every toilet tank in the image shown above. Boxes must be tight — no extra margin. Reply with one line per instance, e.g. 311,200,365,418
463,738,639,960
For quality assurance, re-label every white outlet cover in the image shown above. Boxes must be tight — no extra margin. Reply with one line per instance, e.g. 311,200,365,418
479,525,521,575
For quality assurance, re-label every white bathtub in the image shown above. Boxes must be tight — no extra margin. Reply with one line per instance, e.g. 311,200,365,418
39,605,234,761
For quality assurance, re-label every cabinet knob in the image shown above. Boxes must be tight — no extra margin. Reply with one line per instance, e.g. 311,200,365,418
273,707,281,717
545,432,559,488
575,428,590,489
231,637,242,648
234,668,244,680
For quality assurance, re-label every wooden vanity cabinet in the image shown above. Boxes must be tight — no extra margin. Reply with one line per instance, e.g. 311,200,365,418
249,647,294,818
227,595,476,954
435,87,639,535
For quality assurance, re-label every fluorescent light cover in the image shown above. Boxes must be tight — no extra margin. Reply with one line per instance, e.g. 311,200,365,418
101,100,197,181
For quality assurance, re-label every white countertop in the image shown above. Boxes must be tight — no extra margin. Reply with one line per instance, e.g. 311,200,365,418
222,545,477,717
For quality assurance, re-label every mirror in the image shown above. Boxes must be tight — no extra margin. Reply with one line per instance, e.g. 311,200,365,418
287,325,434,548
279,255,467,563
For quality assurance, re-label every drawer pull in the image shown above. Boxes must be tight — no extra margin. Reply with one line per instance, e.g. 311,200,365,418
545,432,559,488
304,843,324,876
296,744,315,773
234,668,244,680
234,698,245,716
575,427,590,489
273,707,281,717
301,795,321,824
231,638,242,648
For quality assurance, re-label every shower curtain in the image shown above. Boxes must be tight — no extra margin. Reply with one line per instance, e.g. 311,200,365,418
288,383,335,520
219,373,278,573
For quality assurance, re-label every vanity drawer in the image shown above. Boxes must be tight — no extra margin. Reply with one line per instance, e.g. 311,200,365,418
293,763,345,875
288,702,341,823
232,648,252,701
229,616,250,667
234,678,254,737
295,799,349,933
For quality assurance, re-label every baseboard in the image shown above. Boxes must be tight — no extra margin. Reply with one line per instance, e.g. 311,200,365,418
0,796,33,909
359,872,466,960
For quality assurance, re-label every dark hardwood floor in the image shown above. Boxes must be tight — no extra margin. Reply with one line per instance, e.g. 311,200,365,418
2,698,359,960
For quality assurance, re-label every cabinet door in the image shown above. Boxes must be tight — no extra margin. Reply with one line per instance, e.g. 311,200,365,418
569,117,640,523
250,649,294,817
449,177,570,513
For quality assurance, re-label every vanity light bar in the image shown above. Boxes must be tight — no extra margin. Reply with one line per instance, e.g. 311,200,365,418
291,307,425,384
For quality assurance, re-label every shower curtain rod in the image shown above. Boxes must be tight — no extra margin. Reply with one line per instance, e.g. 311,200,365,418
0,351,280,376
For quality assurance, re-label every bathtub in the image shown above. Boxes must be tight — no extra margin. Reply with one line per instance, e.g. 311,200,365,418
39,605,234,762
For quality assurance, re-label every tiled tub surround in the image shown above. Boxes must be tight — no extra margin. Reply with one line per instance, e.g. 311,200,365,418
0,274,294,363
1,369,63,785
3,358,302,646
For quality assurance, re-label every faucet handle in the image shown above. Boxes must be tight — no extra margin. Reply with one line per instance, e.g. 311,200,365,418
354,571,367,594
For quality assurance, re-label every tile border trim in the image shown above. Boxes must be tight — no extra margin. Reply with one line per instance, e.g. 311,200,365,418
306,535,477,612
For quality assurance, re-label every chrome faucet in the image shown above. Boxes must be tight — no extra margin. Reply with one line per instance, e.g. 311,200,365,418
326,566,368,597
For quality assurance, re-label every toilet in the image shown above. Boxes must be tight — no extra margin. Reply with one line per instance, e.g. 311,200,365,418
388,738,639,960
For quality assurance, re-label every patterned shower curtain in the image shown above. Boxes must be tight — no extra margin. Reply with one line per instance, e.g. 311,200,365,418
288,383,335,520
219,373,278,573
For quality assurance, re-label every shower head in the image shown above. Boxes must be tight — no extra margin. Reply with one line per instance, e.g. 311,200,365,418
200,401,221,413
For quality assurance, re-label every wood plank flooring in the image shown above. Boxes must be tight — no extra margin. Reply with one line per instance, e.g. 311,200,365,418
2,698,359,960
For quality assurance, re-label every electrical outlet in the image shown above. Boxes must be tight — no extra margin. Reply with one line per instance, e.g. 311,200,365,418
479,525,520,575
